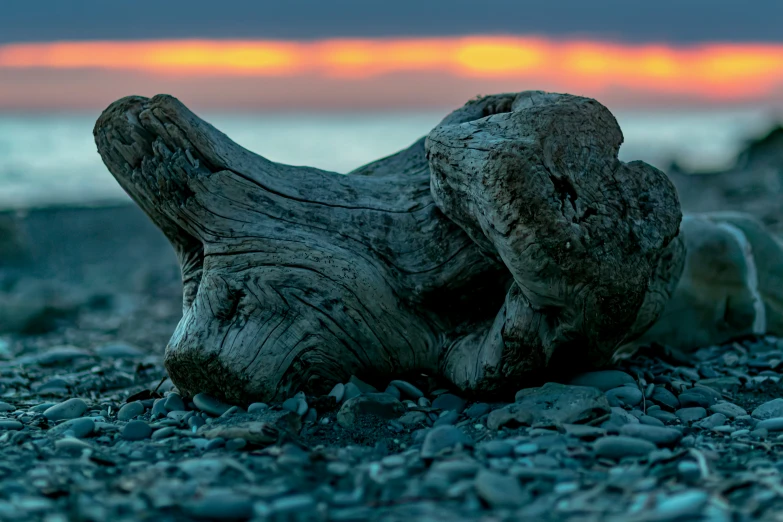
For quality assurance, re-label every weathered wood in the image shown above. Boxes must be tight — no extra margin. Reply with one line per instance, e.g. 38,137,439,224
94,90,684,403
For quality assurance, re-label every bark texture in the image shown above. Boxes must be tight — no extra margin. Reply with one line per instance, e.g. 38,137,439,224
94,90,684,403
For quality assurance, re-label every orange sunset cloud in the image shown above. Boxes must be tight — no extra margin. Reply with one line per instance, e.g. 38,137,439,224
1,37,782,110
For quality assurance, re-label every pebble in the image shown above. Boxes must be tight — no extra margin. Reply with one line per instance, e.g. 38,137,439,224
646,410,679,424
606,386,643,407
675,407,707,423
247,402,268,413
0,402,15,412
44,398,88,421
594,436,656,459
349,375,377,393
182,490,254,520
480,440,514,457
151,399,168,419
383,384,401,399
54,437,92,453
474,469,528,508
164,393,185,412
399,411,428,426
282,398,308,416
465,403,491,418
336,394,405,428
94,343,144,358
389,380,424,400
342,382,362,402
639,415,665,427
756,417,783,432
619,424,683,446
417,397,431,408
0,420,22,430
569,370,635,391
121,420,152,440
192,393,231,416
51,417,94,438
694,413,726,429
514,443,539,455
678,389,717,408
709,401,747,418
650,387,680,410
752,398,783,420
432,394,466,413
328,383,346,403
421,426,474,459
225,438,247,451
117,401,145,421
188,416,206,430
205,437,225,451
36,346,92,366
433,410,460,426
151,427,176,440
653,490,709,519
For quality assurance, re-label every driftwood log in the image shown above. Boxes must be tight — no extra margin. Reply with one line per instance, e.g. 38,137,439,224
94,90,684,403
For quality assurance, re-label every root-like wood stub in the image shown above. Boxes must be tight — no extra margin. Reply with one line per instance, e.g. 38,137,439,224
94,91,684,403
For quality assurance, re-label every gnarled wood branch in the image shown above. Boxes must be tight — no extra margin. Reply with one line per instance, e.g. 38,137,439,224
94,90,683,403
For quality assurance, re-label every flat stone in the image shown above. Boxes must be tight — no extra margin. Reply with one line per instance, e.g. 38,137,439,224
465,403,491,419
121,420,152,440
650,387,680,410
54,437,92,452
349,375,377,393
323,383,344,404
421,426,474,459
337,393,405,428
35,346,92,366
752,398,783,420
479,440,514,457
756,417,783,432
117,401,145,421
569,370,635,391
193,393,231,416
488,383,610,430
389,380,423,400
151,399,168,419
432,393,466,413
433,410,460,427
514,443,539,455
676,407,707,423
678,390,716,408
646,410,679,424
0,402,15,412
342,382,362,402
606,386,643,407
50,417,94,438
44,398,88,421
164,393,186,412
247,402,268,413
694,413,726,429
652,490,709,520
474,469,528,508
639,415,665,427
619,424,683,446
0,420,22,430
594,436,656,459
151,426,176,440
709,402,747,419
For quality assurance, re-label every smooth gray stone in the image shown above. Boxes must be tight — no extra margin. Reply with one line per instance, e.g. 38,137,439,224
0,420,22,431
247,402,269,413
594,436,656,459
421,426,473,459
709,402,747,419
348,375,377,393
337,394,405,428
36,346,92,366
639,415,665,427
752,398,783,420
514,443,539,455
756,417,783,432
619,424,683,446
44,398,88,421
480,440,514,457
432,393,466,413
694,413,726,429
183,490,254,520
606,386,643,407
383,384,401,400
675,407,707,423
491,383,610,430
646,410,679,424
433,410,460,427
282,398,308,416
94,343,144,358
193,393,231,416
220,406,243,418
389,380,424,400
205,437,225,451
678,391,714,408
54,437,92,452
0,402,15,412
117,401,145,421
226,438,247,451
650,387,680,410
151,399,168,419
121,420,152,440
151,426,176,440
328,383,346,403
51,418,94,438
164,393,186,412
569,370,635,391
465,403,491,418
342,383,362,402
474,469,528,508
188,416,206,430
30,403,56,413
417,397,431,408
35,378,69,393
653,490,709,519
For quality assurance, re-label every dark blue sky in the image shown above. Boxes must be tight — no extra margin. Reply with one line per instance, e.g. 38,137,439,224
1,0,780,44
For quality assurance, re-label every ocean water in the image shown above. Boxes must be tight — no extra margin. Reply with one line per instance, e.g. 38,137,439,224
0,108,779,210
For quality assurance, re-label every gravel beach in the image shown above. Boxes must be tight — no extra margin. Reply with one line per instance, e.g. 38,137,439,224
3,206,783,521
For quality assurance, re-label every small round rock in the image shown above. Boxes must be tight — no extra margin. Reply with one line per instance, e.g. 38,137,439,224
117,401,145,421
121,420,152,441
193,393,231,416
44,398,88,421
594,436,656,459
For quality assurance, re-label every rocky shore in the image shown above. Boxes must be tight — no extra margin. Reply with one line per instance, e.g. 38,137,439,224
3,205,783,521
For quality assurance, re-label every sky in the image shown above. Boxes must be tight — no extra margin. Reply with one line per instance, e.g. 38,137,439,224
1,1,782,112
